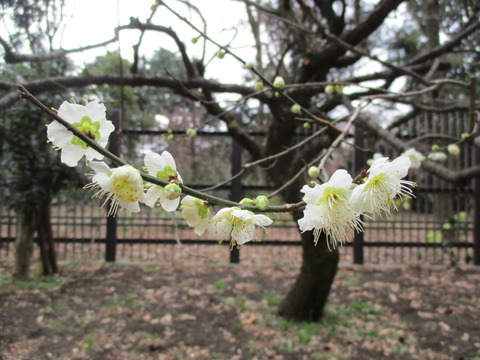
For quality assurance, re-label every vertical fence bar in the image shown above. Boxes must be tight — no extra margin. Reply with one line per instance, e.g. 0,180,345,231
353,126,365,264
105,109,121,262
229,118,243,264
474,129,480,265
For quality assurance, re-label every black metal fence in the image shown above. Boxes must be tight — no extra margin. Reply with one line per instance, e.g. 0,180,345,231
0,110,478,266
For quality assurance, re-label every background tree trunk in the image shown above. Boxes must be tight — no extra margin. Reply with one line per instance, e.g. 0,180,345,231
13,207,37,280
277,212,339,321
36,201,58,276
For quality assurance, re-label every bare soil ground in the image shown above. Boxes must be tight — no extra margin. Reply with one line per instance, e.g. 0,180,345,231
1,260,479,360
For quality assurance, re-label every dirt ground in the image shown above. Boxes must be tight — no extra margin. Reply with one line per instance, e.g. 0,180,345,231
0,260,479,360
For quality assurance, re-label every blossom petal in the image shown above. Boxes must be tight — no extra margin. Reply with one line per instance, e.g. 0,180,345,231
143,186,163,208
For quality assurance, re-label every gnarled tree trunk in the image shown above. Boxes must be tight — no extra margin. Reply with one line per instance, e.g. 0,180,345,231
277,212,339,321
13,207,38,280
37,201,58,276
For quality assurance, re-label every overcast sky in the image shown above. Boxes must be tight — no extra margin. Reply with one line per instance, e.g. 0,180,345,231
58,0,253,83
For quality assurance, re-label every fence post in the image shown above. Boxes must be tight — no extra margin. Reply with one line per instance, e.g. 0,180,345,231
474,128,480,265
229,119,244,264
105,109,122,262
353,126,365,264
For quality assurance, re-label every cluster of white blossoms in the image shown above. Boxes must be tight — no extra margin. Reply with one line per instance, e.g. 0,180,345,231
47,100,275,248
47,99,415,250
299,156,416,249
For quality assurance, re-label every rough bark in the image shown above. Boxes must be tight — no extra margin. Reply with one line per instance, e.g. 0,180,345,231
277,212,339,321
37,201,58,276
13,208,37,280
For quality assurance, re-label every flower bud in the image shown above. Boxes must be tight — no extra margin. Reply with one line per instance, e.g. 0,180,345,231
335,84,344,94
291,104,301,114
442,222,452,230
455,211,467,222
431,144,440,151
273,76,285,90
325,85,335,94
303,122,311,129
254,81,264,92
217,49,226,59
191,36,199,44
461,133,470,139
244,62,254,69
428,152,447,162
164,183,182,200
447,143,460,156
240,198,254,206
255,195,269,210
307,166,320,178
186,128,197,137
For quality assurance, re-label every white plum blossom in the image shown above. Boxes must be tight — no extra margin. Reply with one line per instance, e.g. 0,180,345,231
349,156,416,218
143,151,183,212
208,207,273,248
85,162,145,216
47,100,114,167
428,152,447,162
181,196,211,236
298,169,363,249
401,148,424,169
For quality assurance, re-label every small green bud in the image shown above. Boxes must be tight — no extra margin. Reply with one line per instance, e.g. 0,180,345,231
307,166,320,178
454,211,467,222
240,198,254,206
461,132,470,139
442,222,452,230
244,62,254,69
191,36,199,44
151,3,158,11
186,128,197,137
217,49,226,59
275,92,282,98
335,84,344,94
325,85,335,94
447,143,460,156
254,81,264,92
431,144,440,151
164,183,182,200
273,76,285,90
291,104,302,114
303,122,311,129
255,195,269,211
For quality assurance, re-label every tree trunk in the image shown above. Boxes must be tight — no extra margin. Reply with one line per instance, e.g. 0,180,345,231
13,207,37,280
36,201,58,276
277,212,339,321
